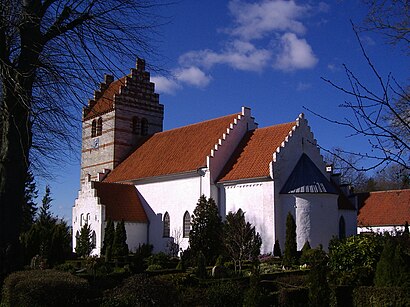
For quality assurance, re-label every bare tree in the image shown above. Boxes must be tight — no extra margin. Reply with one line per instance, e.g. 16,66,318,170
361,0,409,52
0,0,165,275
306,24,409,172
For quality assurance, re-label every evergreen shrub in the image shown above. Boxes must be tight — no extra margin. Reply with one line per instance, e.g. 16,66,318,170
278,287,309,307
101,274,181,307
205,281,244,307
1,270,89,307
353,286,410,307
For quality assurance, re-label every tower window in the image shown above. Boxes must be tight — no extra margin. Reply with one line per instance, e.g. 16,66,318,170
141,118,148,136
163,212,170,237
96,117,103,136
91,231,97,247
183,211,191,238
132,117,141,135
91,120,96,137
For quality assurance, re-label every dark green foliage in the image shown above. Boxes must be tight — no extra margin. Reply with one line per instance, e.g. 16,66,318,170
328,234,385,286
307,247,330,307
75,223,95,258
20,186,71,265
283,212,297,267
101,274,181,307
112,220,128,258
353,286,410,307
278,287,309,307
205,281,244,307
189,195,223,265
273,239,282,257
224,209,262,273
1,270,89,307
301,240,311,253
21,171,38,232
101,219,114,258
196,250,207,278
146,252,173,269
374,236,410,287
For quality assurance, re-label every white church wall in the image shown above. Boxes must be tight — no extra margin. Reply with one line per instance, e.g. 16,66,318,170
223,180,275,254
72,182,104,256
123,221,148,253
295,194,339,250
357,225,405,235
135,173,207,253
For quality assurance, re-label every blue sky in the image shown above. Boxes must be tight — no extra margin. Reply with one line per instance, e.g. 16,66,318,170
42,0,409,222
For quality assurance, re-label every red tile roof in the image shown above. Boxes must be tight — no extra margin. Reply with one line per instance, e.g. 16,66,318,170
84,77,126,120
93,181,148,222
218,122,295,182
357,189,410,226
104,113,240,182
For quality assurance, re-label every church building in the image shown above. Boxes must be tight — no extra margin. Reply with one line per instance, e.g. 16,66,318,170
72,59,357,256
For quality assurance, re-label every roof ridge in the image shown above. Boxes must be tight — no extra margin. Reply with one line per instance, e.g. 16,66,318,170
368,189,410,194
154,112,241,135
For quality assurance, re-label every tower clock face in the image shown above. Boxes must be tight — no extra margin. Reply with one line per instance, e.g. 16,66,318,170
92,138,99,149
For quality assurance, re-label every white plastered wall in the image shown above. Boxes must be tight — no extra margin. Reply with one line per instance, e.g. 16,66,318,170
72,181,148,256
272,115,341,251
134,172,208,253
222,180,275,254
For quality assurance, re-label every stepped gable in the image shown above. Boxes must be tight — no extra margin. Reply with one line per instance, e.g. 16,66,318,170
218,121,295,182
83,59,161,120
358,189,410,227
104,113,241,182
93,181,148,222
280,153,338,194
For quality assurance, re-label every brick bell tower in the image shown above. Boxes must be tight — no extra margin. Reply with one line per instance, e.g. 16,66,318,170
80,59,164,184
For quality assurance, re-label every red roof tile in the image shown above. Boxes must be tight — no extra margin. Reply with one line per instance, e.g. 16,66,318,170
104,113,240,182
93,181,148,222
358,189,410,226
218,122,295,182
84,77,126,120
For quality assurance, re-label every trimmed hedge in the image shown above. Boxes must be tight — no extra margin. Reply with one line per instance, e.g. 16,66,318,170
353,286,410,307
1,270,89,307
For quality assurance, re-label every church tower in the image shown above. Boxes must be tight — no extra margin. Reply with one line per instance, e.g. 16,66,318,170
80,59,164,184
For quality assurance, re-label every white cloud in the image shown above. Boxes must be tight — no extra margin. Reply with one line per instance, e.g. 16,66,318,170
152,67,211,94
227,0,310,40
175,67,212,88
179,40,271,72
151,76,180,94
274,33,318,71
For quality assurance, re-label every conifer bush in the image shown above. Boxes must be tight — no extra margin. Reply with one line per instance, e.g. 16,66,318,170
1,270,89,307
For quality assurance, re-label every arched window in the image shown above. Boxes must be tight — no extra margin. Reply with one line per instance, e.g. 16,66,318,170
132,116,140,135
163,212,170,237
96,117,103,136
80,213,84,226
339,216,346,239
91,120,96,137
183,211,191,238
141,118,148,136
91,231,96,247
75,231,80,247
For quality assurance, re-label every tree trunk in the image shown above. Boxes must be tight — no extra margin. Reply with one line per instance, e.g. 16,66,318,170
0,86,31,276
0,0,42,277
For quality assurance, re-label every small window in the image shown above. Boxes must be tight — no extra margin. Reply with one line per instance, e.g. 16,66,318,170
183,211,191,238
339,216,346,239
91,120,96,137
96,117,103,136
80,213,84,226
75,231,80,247
163,212,170,237
91,231,97,247
132,117,140,135
141,118,148,136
